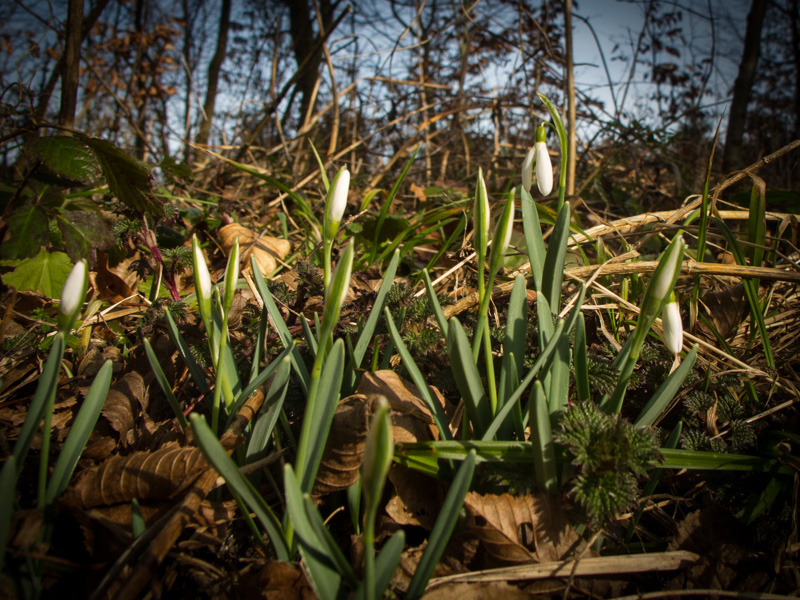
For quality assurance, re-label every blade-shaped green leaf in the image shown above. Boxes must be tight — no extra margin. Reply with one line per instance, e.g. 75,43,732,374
529,380,557,494
190,414,289,560
46,360,113,504
246,357,291,463
634,345,698,428
405,450,476,599
446,317,491,438
144,339,188,429
541,202,570,311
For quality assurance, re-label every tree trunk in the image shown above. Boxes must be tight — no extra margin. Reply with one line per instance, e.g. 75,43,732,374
33,0,111,124
59,0,84,129
195,0,231,148
722,0,768,172
283,0,334,125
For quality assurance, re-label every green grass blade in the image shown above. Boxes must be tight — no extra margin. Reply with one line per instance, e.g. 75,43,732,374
405,450,476,600
225,345,293,427
283,465,342,600
352,250,400,370
298,339,346,493
246,357,292,463
304,496,359,588
12,333,65,469
634,345,698,428
368,530,405,600
144,339,188,429
520,185,546,292
190,413,289,560
423,269,449,337
499,276,528,409
541,203,570,311
483,319,566,441
748,180,767,269
529,380,557,494
536,291,554,351
131,498,146,539
0,457,16,571
660,448,791,473
547,334,571,428
250,255,311,394
384,307,451,441
307,139,330,191
713,217,774,368
574,312,589,402
164,310,210,394
45,360,113,505
369,145,420,265
446,317,491,438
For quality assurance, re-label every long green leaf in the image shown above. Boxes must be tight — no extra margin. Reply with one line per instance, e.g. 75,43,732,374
446,317,491,438
304,496,359,588
351,250,400,370
499,276,527,410
713,217,774,368
384,308,451,441
298,339,346,493
225,345,293,427
12,333,65,469
423,269,449,337
0,457,17,571
634,345,698,428
144,339,188,429
482,319,566,441
246,357,292,463
190,414,289,560
250,255,311,395
283,466,343,600
164,310,209,394
541,203,570,311
45,360,113,504
574,312,589,402
529,381,557,494
520,185,546,292
405,450,476,599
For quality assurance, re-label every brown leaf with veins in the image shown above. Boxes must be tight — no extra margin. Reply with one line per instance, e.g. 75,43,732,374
100,371,148,448
697,283,750,340
465,492,583,566
219,223,291,278
63,442,208,508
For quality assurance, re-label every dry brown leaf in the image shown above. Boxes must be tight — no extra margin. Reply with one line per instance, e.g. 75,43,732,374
219,223,291,278
386,465,443,529
421,581,530,600
236,561,316,600
100,371,148,448
92,252,136,303
64,443,208,508
77,344,124,377
464,492,582,566
697,283,750,339
356,370,442,442
312,394,373,497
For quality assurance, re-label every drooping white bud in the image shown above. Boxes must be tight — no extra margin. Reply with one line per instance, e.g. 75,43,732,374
661,292,683,355
521,146,535,193
534,141,553,196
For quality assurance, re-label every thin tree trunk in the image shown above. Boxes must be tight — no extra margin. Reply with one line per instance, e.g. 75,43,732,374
722,0,768,172
33,0,111,124
195,0,231,148
564,0,576,196
59,0,84,129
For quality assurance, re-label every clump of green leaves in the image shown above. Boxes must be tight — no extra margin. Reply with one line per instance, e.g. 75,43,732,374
556,401,660,527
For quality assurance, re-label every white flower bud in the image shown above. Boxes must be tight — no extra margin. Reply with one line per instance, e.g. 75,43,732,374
58,260,87,331
534,141,553,196
192,236,212,305
327,167,349,225
521,146,535,193
650,235,686,305
662,294,683,355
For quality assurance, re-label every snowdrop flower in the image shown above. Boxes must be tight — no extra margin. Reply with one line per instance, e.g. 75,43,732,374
474,168,491,249
192,235,212,307
661,292,683,355
534,125,553,196
327,167,349,228
58,259,87,332
521,146,535,193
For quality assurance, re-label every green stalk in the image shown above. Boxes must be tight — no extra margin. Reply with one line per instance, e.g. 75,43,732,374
538,92,568,213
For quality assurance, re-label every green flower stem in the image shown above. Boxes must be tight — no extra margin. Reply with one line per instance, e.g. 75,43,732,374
482,325,498,416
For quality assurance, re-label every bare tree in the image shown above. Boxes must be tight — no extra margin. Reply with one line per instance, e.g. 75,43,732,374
195,0,231,148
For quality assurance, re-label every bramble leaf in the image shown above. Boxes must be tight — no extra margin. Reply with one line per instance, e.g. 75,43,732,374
30,136,100,183
1,250,73,297
1,206,49,259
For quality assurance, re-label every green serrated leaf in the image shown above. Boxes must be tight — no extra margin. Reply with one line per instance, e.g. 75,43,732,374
1,250,73,297
30,136,100,183
160,155,193,183
1,206,49,259
82,137,164,216
57,211,115,266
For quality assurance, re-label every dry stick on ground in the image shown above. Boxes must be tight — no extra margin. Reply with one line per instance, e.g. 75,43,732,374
106,389,267,600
